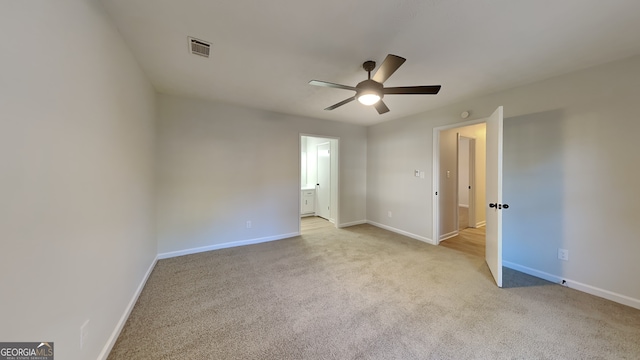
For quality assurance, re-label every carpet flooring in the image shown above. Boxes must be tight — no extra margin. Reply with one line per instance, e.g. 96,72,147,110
108,219,640,359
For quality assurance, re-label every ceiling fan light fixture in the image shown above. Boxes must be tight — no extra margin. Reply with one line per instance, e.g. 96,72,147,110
357,92,381,106
309,54,441,114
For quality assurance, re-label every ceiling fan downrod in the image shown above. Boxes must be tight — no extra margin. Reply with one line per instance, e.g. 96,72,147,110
363,60,376,80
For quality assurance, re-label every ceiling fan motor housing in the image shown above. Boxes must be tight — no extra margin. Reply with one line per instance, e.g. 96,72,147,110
356,79,384,99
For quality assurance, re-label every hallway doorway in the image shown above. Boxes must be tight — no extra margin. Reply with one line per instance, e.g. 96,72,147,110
434,121,487,243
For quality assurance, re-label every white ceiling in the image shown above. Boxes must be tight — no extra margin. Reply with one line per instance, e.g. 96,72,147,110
101,0,640,126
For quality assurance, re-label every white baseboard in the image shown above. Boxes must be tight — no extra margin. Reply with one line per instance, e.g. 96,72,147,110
338,219,367,228
98,256,158,360
366,220,436,245
503,261,640,310
458,204,469,208
475,221,486,228
439,230,458,242
157,232,299,259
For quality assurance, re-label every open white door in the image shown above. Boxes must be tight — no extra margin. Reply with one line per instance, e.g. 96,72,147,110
486,106,504,287
316,142,331,220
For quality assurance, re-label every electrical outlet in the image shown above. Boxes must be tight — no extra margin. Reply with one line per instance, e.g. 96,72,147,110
80,319,90,349
388,211,392,218
414,170,420,177
558,248,569,261
246,221,252,229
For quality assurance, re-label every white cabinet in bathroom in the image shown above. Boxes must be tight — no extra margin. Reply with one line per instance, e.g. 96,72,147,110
301,189,315,216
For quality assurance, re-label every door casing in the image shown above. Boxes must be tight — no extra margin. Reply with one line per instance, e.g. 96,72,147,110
432,118,486,244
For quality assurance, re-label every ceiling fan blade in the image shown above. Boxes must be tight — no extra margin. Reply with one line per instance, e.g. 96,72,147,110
324,96,356,111
372,54,406,83
374,100,390,114
309,80,357,91
384,85,441,95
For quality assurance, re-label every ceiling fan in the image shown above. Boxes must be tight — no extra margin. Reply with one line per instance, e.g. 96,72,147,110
309,54,441,114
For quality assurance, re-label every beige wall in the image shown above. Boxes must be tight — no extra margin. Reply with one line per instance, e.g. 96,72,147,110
367,55,640,308
0,1,157,359
367,117,434,242
156,94,367,256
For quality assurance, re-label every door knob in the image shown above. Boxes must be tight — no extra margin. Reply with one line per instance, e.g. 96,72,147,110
489,203,509,209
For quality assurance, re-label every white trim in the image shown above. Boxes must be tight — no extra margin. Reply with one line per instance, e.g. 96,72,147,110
338,219,367,228
458,204,470,208
98,256,158,360
439,230,458,242
567,280,640,310
503,261,640,310
432,129,440,244
298,135,302,235
367,220,436,245
475,221,486,228
157,232,299,259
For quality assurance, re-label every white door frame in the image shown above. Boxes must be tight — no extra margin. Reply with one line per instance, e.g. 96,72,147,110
432,118,486,245
468,137,477,228
298,134,340,234
316,142,331,220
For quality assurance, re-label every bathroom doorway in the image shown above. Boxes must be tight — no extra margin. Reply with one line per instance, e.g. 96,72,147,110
300,135,339,233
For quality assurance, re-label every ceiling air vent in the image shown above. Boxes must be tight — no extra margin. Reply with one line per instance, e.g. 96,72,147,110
188,37,211,58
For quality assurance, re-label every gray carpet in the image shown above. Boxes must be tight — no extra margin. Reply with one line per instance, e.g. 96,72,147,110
108,222,640,359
